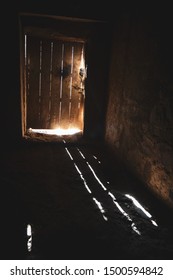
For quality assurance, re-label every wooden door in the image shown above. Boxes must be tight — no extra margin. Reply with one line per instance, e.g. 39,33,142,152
25,35,85,132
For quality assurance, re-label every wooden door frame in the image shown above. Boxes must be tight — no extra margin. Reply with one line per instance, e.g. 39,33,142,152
19,13,109,141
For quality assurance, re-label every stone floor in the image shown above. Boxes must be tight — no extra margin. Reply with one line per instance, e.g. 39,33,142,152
1,136,173,260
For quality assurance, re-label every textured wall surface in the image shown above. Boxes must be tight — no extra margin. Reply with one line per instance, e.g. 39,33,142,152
105,8,173,208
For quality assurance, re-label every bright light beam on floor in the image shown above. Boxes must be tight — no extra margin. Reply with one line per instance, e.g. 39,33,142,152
76,147,157,234
86,162,107,191
27,224,32,252
77,148,85,159
28,128,81,136
93,155,101,164
65,146,108,221
125,194,158,227
76,149,141,231
93,197,108,221
77,149,108,191
74,163,92,194
108,191,141,235
65,147,74,160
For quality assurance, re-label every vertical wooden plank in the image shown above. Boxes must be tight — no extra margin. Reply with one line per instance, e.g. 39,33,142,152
60,42,72,129
27,36,40,129
40,39,51,128
71,42,85,130
49,40,61,129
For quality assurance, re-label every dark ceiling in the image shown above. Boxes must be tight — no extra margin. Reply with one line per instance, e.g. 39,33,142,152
13,0,169,21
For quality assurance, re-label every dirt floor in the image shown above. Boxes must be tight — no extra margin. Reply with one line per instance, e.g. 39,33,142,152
1,135,173,260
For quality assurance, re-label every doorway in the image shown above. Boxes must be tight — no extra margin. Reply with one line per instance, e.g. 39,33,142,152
19,13,109,142
23,34,86,138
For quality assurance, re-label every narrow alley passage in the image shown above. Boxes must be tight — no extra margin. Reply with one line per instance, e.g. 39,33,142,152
1,139,173,260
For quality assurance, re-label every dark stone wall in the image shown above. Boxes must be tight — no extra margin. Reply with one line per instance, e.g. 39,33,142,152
105,6,173,208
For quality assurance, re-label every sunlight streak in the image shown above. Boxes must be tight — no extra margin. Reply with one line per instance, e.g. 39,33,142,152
73,163,92,194
93,197,108,221
125,194,158,227
27,224,32,252
65,147,74,161
86,162,107,191
125,194,152,218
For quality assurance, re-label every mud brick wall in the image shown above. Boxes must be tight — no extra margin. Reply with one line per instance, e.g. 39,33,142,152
105,8,173,208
